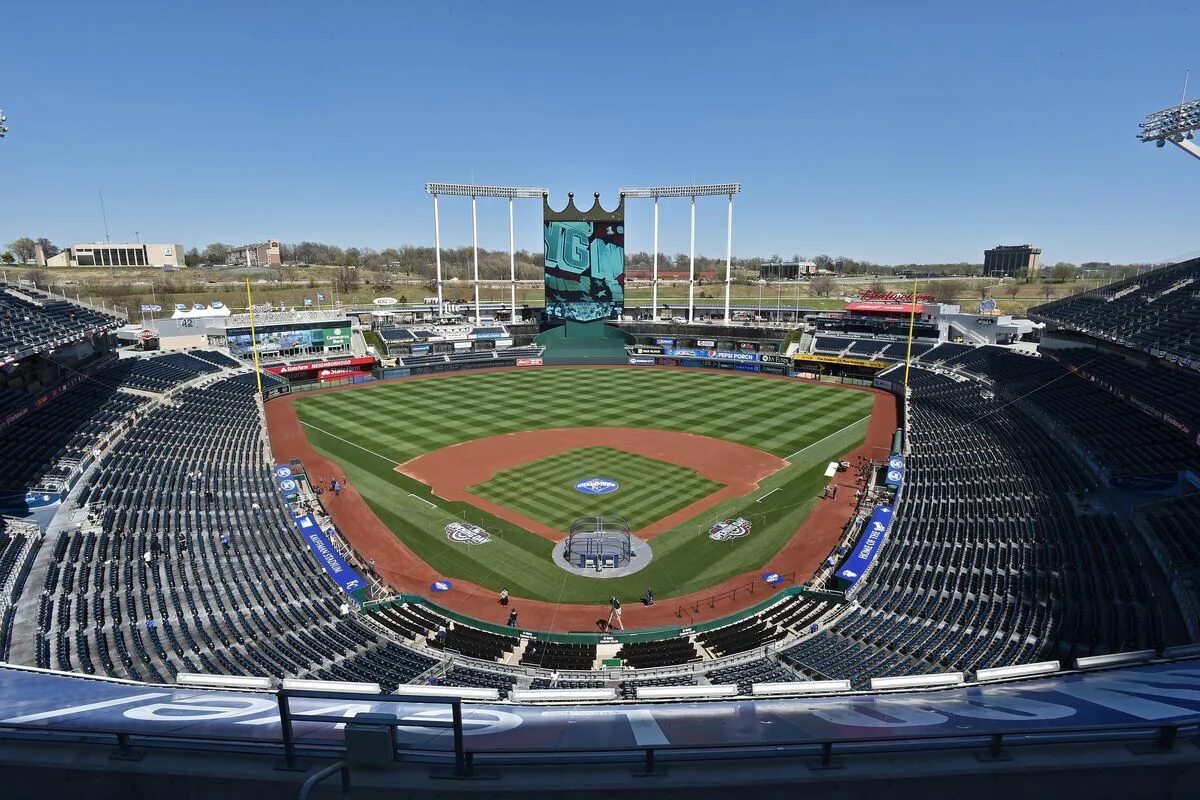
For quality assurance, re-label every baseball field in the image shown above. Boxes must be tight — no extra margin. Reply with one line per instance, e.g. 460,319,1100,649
291,367,875,604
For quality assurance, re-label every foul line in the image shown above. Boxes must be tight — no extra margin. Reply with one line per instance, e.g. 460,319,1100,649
756,487,780,503
299,420,402,467
409,493,437,508
784,415,872,462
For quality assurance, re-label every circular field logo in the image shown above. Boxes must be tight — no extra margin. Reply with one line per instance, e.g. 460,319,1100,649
575,477,619,495
446,522,492,545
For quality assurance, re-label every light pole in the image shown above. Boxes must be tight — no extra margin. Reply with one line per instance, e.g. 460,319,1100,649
424,183,547,324
652,196,659,321
620,184,742,324
471,194,480,324
1138,89,1200,161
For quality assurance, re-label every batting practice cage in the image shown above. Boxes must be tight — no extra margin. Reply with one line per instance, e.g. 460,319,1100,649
564,517,633,570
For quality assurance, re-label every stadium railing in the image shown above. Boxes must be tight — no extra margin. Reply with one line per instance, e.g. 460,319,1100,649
673,573,797,621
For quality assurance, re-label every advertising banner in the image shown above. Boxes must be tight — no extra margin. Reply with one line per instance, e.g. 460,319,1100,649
516,357,544,367
794,353,887,369
293,514,366,595
836,505,894,586
665,348,760,362
884,454,905,489
269,356,376,376
227,326,351,355
628,357,656,365
655,338,676,347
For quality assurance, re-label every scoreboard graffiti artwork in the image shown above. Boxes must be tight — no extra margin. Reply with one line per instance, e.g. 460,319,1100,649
543,192,625,321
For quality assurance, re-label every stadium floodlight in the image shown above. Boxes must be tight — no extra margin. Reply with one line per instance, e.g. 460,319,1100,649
424,183,547,198
620,183,741,198
0,110,8,139
424,183,547,324
1138,98,1200,161
620,184,742,324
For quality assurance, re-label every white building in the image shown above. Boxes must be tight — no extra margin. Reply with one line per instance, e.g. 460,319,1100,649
46,242,185,269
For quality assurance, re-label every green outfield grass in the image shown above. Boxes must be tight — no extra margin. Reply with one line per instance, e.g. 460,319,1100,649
468,446,724,531
293,367,876,604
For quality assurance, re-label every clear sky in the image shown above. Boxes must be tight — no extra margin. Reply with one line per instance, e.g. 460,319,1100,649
1,0,1196,265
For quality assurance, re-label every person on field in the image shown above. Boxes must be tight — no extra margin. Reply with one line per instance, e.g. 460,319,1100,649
499,588,509,606
507,609,518,627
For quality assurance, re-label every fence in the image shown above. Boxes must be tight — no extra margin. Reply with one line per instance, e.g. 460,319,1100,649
673,571,797,621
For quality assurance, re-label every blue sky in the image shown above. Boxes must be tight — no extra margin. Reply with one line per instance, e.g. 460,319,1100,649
1,0,1195,264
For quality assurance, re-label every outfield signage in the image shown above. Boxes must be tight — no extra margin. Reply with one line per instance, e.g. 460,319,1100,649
630,345,664,355
666,348,760,362
759,353,791,365
794,353,887,369
293,514,366,595
628,357,656,365
271,356,376,375
884,454,905,489
516,357,543,366
836,505,893,586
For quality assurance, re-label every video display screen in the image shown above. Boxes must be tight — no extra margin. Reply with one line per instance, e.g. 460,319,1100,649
544,219,625,321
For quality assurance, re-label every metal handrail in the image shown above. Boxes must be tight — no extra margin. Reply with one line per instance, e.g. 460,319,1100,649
297,760,348,799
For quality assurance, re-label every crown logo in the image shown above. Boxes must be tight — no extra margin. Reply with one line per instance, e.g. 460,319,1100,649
543,192,625,222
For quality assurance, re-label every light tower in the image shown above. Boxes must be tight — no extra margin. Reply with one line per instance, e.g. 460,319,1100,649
620,184,741,324
0,110,9,139
424,183,546,324
1138,76,1200,162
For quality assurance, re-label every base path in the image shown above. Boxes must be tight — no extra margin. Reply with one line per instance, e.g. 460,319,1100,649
264,367,897,632
397,428,786,540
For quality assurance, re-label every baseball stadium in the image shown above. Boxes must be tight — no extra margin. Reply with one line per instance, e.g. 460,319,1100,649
2,20,1200,797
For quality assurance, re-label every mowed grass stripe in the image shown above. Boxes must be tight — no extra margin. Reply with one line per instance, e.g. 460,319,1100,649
293,368,876,602
468,446,723,531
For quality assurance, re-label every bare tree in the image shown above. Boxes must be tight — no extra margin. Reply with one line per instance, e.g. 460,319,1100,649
24,268,49,289
810,274,838,298
35,237,60,259
930,279,966,303
333,265,360,294
1042,284,1058,303
1005,282,1021,301
867,278,887,293
8,237,36,264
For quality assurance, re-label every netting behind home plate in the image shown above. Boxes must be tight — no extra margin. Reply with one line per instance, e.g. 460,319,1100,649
563,516,632,569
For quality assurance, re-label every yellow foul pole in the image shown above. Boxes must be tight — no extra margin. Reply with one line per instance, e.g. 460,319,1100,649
902,274,919,389
245,279,263,396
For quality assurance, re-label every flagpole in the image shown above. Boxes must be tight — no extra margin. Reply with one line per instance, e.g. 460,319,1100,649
246,279,264,396
902,274,919,389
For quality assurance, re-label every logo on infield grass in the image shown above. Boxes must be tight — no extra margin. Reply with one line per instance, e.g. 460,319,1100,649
446,522,492,545
709,517,752,541
575,477,619,495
